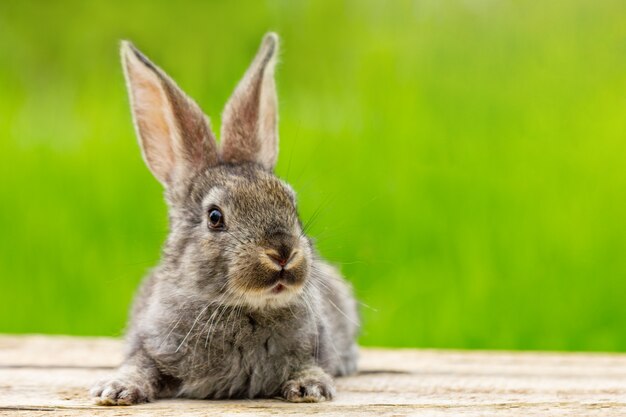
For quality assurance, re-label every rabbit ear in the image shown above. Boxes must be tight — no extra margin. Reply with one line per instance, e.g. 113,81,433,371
121,41,219,186
220,33,280,171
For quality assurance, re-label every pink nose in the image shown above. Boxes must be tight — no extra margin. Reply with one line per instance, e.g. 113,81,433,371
267,253,289,267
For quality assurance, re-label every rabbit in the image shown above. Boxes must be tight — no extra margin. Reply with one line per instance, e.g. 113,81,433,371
90,33,359,405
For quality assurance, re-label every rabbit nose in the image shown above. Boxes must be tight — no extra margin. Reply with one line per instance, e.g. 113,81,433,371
265,245,294,268
267,252,289,267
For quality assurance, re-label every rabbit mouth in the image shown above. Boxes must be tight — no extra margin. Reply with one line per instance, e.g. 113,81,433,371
260,272,302,295
270,283,286,294
230,267,308,309
233,278,303,310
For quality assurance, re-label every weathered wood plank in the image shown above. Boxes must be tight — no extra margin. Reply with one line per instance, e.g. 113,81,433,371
1,335,625,416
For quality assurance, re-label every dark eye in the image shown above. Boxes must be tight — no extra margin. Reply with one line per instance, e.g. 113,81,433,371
207,208,224,229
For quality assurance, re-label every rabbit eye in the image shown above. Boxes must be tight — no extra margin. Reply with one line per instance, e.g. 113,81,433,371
207,208,224,229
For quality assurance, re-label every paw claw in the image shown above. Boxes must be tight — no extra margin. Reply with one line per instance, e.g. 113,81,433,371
282,375,335,403
91,379,149,406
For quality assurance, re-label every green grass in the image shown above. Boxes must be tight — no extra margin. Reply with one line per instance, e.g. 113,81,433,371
1,0,625,351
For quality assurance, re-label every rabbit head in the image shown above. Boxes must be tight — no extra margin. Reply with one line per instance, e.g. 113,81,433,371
121,34,313,310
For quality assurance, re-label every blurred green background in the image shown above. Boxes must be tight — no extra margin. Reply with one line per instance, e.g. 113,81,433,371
1,0,625,351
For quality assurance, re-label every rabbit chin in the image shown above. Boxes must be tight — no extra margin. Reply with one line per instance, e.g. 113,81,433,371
235,284,304,310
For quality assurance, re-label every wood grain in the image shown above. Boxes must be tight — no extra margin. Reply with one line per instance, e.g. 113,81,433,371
1,335,625,416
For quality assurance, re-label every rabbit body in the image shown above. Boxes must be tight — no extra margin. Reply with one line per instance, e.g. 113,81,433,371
132,242,357,400
91,34,358,405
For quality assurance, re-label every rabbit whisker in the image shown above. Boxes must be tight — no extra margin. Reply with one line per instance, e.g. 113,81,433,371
175,303,211,353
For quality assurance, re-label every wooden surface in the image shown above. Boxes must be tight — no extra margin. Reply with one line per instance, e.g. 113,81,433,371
1,335,625,416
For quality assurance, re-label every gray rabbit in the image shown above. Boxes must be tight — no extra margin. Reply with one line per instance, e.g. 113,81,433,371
90,33,359,405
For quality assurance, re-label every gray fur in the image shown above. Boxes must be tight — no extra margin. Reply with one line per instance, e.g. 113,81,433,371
91,33,359,405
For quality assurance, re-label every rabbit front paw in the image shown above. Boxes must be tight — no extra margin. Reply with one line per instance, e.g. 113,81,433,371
90,378,151,406
281,367,335,402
